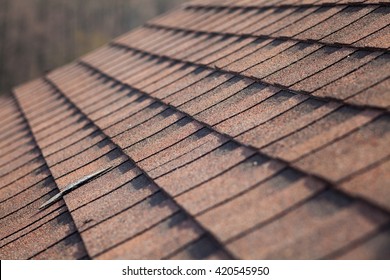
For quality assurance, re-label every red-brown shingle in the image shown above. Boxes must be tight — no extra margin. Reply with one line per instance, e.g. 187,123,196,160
2,0,389,260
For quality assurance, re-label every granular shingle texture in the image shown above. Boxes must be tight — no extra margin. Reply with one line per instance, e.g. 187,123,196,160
1,0,389,260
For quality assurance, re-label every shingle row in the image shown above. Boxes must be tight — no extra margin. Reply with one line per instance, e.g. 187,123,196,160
41,55,389,258
0,95,87,260
3,0,389,259
13,77,229,260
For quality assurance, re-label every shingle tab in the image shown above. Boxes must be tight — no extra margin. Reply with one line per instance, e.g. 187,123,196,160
199,173,325,242
97,213,204,259
313,54,390,101
81,192,179,257
228,191,389,259
295,115,390,182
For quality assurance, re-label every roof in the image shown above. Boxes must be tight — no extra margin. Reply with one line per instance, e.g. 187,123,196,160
1,0,390,260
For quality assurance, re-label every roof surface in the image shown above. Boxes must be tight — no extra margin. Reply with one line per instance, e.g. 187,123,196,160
1,0,390,260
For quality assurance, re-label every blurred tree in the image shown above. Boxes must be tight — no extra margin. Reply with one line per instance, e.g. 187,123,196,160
0,0,186,95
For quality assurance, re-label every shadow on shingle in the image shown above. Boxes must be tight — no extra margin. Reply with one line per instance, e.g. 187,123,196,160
308,190,353,218
105,149,123,161
117,161,135,174
96,139,110,148
130,175,151,190
180,236,230,260
193,127,212,139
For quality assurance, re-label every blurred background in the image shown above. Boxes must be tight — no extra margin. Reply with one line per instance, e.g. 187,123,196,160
0,0,187,96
